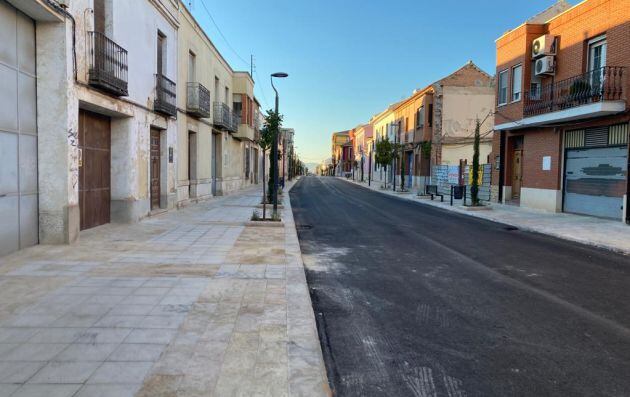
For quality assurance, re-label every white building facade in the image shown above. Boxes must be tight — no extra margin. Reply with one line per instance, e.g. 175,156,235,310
0,0,262,257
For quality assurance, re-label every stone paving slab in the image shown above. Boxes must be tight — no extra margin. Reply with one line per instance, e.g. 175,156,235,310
341,177,630,255
0,181,329,396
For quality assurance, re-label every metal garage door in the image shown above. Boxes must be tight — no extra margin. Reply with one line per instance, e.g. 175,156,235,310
0,0,37,256
564,146,627,220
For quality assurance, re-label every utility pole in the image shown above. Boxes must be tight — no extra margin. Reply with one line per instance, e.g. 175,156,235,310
393,123,397,192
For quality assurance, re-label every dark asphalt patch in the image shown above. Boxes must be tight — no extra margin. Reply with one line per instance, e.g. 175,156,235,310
291,176,630,397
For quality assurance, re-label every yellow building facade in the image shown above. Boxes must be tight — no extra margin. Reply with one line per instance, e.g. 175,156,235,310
176,3,260,206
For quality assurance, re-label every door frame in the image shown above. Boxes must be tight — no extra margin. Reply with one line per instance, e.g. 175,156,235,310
188,131,197,198
150,128,161,210
78,109,111,230
211,132,220,196
511,149,523,200
406,151,413,187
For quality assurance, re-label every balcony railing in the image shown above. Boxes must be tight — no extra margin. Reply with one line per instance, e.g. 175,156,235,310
254,116,261,132
186,82,210,118
213,102,231,130
230,112,240,133
87,31,128,96
524,66,625,117
154,74,177,117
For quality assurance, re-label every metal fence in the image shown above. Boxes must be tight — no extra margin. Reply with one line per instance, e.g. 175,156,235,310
464,164,492,202
431,163,492,203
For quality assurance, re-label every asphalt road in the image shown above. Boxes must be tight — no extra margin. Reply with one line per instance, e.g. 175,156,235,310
290,176,630,397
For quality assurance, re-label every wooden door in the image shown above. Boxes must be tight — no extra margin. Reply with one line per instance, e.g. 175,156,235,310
212,133,218,195
150,129,161,210
79,110,111,230
512,149,523,199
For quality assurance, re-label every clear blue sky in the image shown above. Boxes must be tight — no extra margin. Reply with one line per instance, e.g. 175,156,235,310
190,0,572,167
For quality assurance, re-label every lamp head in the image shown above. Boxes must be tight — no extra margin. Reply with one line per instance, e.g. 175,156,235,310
271,72,289,78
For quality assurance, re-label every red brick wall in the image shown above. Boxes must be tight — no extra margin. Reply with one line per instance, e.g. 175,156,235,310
495,24,546,125
494,0,630,125
439,63,493,87
494,129,562,191
549,0,630,83
490,131,501,188
519,128,562,190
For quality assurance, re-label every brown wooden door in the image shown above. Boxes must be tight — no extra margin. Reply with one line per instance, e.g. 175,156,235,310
512,149,523,199
150,129,161,210
79,110,111,231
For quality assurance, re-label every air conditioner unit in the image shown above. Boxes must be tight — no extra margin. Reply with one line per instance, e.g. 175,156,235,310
535,56,555,76
532,35,557,58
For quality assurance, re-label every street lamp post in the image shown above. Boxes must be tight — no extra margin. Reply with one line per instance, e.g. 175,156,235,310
271,72,288,219
368,144,372,186
392,123,397,192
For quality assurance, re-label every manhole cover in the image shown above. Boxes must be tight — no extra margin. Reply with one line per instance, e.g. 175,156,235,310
504,226,519,231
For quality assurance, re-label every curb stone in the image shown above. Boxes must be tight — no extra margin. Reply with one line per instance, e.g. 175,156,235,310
284,178,332,397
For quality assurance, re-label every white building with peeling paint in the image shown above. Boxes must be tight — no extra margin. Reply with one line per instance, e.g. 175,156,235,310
1,0,266,257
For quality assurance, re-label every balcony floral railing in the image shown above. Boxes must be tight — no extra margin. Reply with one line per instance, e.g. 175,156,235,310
87,31,128,96
524,66,625,117
254,115,261,132
186,82,210,118
230,111,240,133
213,102,231,130
154,74,177,117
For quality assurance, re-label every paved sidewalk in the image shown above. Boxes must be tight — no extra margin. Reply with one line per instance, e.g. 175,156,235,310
339,177,630,255
0,181,329,397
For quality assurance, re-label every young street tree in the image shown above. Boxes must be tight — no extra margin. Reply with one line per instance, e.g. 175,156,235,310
399,145,406,192
470,119,481,206
258,109,283,219
374,136,394,188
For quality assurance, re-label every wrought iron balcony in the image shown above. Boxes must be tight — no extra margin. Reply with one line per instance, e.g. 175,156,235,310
524,66,625,117
213,102,232,130
229,112,240,133
254,116,261,132
87,31,128,96
154,74,177,117
186,82,210,118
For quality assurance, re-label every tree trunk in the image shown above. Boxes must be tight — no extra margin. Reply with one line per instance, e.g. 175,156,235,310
267,150,274,204
262,150,266,219
401,151,405,191
471,120,481,206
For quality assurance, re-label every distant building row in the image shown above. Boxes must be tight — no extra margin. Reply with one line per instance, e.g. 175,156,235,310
330,61,495,192
329,0,630,223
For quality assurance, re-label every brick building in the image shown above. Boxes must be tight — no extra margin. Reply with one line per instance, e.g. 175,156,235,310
491,0,630,220
331,130,351,176
391,61,495,191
